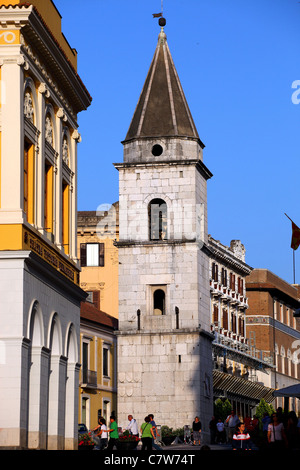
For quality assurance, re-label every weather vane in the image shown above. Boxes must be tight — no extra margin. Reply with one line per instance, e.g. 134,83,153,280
152,0,166,25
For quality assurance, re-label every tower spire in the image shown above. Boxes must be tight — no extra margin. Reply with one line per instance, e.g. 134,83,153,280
123,16,203,147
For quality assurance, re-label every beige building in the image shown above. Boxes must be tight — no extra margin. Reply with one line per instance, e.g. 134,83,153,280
77,203,119,319
0,0,91,449
209,237,275,418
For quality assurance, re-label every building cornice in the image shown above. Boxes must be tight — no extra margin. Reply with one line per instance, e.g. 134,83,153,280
0,4,92,114
208,236,252,275
114,158,213,180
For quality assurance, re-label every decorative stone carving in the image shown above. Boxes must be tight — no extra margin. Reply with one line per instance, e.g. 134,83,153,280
230,240,246,262
38,83,50,98
72,129,81,143
62,136,69,165
24,91,34,122
57,108,67,122
45,115,53,146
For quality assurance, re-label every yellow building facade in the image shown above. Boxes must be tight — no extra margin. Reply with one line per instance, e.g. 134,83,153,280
79,301,118,430
77,203,119,319
0,1,91,449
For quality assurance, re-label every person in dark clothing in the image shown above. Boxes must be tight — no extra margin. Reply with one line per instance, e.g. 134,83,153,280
232,423,252,451
209,416,217,444
192,417,202,446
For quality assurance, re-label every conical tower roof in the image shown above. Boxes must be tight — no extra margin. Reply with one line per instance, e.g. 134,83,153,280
124,21,204,147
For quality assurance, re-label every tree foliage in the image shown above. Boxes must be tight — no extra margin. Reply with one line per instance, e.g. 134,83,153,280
214,398,232,422
255,399,275,422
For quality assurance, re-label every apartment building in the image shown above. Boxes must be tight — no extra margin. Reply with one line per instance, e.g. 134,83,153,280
209,237,275,418
246,269,300,413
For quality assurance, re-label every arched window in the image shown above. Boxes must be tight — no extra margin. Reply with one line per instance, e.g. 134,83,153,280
149,198,167,240
153,289,165,315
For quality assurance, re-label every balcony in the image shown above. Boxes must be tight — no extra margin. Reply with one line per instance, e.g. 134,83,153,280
211,323,275,372
81,369,97,388
210,280,248,307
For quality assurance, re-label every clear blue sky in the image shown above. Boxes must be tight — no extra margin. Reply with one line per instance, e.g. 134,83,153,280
55,0,300,285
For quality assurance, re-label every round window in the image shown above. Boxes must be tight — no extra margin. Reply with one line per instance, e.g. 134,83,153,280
152,144,163,157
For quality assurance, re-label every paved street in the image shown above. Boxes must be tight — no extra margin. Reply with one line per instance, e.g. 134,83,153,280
159,442,232,451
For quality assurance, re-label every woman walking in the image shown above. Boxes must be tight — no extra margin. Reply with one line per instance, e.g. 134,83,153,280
267,412,287,450
140,415,154,450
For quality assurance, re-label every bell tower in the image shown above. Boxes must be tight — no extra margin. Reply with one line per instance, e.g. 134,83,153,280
115,18,213,439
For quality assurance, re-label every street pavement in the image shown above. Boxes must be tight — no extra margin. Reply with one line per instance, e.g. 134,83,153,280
160,442,232,451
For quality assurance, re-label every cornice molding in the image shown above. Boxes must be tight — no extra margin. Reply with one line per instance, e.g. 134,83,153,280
0,5,91,118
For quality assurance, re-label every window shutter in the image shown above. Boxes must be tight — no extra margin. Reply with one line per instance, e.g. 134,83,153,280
99,243,105,267
80,243,87,267
223,309,228,330
213,304,218,324
230,273,235,290
215,264,218,282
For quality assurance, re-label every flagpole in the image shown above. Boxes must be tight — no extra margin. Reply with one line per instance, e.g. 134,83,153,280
285,213,297,283
285,213,292,223
293,249,296,284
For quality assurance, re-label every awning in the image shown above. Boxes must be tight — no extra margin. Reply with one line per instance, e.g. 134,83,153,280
213,370,275,403
273,383,300,399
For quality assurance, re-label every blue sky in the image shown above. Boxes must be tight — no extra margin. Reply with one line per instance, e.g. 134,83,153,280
55,0,300,285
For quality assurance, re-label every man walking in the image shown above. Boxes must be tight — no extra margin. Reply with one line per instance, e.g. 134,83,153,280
149,414,161,450
107,415,119,450
126,414,139,449
225,410,240,443
126,415,139,437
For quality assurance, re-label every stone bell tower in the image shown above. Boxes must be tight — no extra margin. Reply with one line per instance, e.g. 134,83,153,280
115,18,213,440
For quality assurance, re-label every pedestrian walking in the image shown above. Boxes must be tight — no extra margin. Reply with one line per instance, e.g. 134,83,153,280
286,411,299,450
192,416,202,446
107,416,119,450
126,415,139,437
267,412,287,450
261,412,271,448
125,414,139,449
209,416,217,444
216,418,226,444
141,416,154,451
148,414,162,450
225,410,240,443
98,418,108,450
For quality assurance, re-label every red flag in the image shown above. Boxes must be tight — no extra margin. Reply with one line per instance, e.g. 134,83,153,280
291,221,300,250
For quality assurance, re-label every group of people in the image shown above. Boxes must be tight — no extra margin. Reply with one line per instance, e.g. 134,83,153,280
209,407,300,451
92,413,161,451
92,416,118,451
262,408,300,450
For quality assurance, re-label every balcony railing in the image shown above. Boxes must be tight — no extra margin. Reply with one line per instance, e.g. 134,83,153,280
210,280,248,307
211,323,274,368
81,369,97,388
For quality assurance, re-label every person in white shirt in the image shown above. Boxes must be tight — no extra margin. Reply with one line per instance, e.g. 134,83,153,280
126,415,139,437
125,415,139,449
98,418,108,450
216,418,225,444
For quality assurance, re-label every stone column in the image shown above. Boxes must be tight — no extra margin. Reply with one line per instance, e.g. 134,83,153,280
47,355,67,450
64,361,80,450
28,346,50,449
